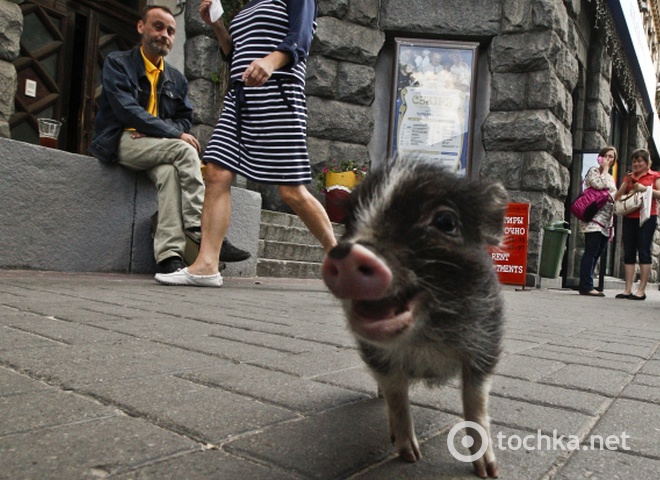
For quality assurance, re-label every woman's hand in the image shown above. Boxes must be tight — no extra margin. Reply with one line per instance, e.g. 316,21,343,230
242,58,275,87
199,0,213,25
241,51,291,87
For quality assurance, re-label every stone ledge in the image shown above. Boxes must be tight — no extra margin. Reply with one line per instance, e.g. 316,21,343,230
0,138,260,276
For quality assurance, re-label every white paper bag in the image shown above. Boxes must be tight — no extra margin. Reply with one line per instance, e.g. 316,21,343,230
210,0,224,23
639,186,653,225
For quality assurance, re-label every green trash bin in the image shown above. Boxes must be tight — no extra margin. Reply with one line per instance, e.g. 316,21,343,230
539,220,571,278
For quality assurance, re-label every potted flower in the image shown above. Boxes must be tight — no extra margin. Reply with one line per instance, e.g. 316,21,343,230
316,160,368,222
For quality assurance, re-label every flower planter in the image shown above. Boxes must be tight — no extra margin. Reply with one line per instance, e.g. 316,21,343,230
324,171,357,223
325,171,358,190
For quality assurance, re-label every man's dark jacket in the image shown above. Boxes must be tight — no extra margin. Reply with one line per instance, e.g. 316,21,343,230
89,47,193,163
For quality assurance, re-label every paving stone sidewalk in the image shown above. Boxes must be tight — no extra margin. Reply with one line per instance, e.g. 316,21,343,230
0,270,659,479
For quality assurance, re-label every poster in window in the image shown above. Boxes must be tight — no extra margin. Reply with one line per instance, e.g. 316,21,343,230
388,39,478,175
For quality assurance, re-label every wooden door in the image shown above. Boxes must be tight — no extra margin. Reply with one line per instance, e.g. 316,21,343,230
10,0,143,154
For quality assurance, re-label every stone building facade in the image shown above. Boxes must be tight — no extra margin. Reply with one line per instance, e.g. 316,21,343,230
2,0,659,286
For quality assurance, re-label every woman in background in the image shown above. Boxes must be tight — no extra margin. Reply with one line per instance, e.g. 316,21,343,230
614,148,660,300
578,146,617,297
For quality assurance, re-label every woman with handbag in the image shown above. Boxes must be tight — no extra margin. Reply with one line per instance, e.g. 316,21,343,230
578,146,617,296
614,148,660,300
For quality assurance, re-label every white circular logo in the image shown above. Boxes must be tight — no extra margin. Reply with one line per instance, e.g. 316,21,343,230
447,421,489,462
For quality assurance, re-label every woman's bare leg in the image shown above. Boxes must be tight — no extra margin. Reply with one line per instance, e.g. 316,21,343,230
188,163,235,275
279,185,337,251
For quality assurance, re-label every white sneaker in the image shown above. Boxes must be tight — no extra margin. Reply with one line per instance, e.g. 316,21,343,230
154,268,223,287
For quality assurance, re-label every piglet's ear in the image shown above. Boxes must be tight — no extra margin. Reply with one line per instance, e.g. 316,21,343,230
477,182,509,245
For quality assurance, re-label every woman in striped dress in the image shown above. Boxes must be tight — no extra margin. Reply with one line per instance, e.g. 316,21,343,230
157,0,336,286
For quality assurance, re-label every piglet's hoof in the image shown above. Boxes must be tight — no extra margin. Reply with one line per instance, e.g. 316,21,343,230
473,458,499,478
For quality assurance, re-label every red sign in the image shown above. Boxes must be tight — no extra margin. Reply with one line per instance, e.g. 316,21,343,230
490,203,530,286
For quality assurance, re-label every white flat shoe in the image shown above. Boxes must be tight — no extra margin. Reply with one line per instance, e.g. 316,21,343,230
154,268,223,287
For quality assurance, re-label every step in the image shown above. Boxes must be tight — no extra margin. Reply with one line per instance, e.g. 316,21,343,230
258,239,325,263
259,223,318,245
260,209,345,238
256,258,323,279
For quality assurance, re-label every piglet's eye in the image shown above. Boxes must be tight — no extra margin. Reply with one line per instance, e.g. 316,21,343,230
431,211,459,235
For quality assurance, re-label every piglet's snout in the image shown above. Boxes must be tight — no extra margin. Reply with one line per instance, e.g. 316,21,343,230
322,243,393,300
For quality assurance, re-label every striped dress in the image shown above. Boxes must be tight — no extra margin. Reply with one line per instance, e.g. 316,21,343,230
203,0,317,185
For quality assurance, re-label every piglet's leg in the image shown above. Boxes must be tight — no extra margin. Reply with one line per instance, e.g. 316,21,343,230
376,374,421,462
462,377,498,478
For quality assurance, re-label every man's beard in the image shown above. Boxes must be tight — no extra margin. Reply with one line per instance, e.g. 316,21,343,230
144,37,171,57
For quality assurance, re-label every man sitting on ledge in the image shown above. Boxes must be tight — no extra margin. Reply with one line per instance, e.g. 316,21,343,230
89,4,249,275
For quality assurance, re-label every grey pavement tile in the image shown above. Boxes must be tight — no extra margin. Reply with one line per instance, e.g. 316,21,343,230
591,398,660,458
596,326,660,341
0,326,63,350
0,366,55,396
495,354,566,381
540,344,645,364
619,383,660,404
291,324,358,349
205,324,343,354
2,314,133,345
488,396,592,436
313,365,380,395
178,363,370,414
0,416,198,480
504,332,555,345
595,342,657,358
525,325,587,338
225,398,456,480
546,337,608,350
164,333,323,365
554,449,660,480
76,315,217,343
490,375,609,416
352,426,560,480
634,373,660,387
638,359,660,375
81,374,298,444
0,338,219,388
0,306,35,325
112,449,300,480
517,347,640,373
252,347,365,377
501,337,541,354
576,331,659,347
0,389,117,436
540,364,634,396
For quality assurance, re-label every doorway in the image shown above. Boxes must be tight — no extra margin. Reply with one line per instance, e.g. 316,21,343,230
10,0,144,154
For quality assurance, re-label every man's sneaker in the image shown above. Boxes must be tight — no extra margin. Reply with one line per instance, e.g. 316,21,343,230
184,228,251,263
220,239,251,262
157,256,186,273
154,268,223,287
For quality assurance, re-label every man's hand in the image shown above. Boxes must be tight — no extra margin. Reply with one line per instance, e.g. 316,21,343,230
180,132,201,152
